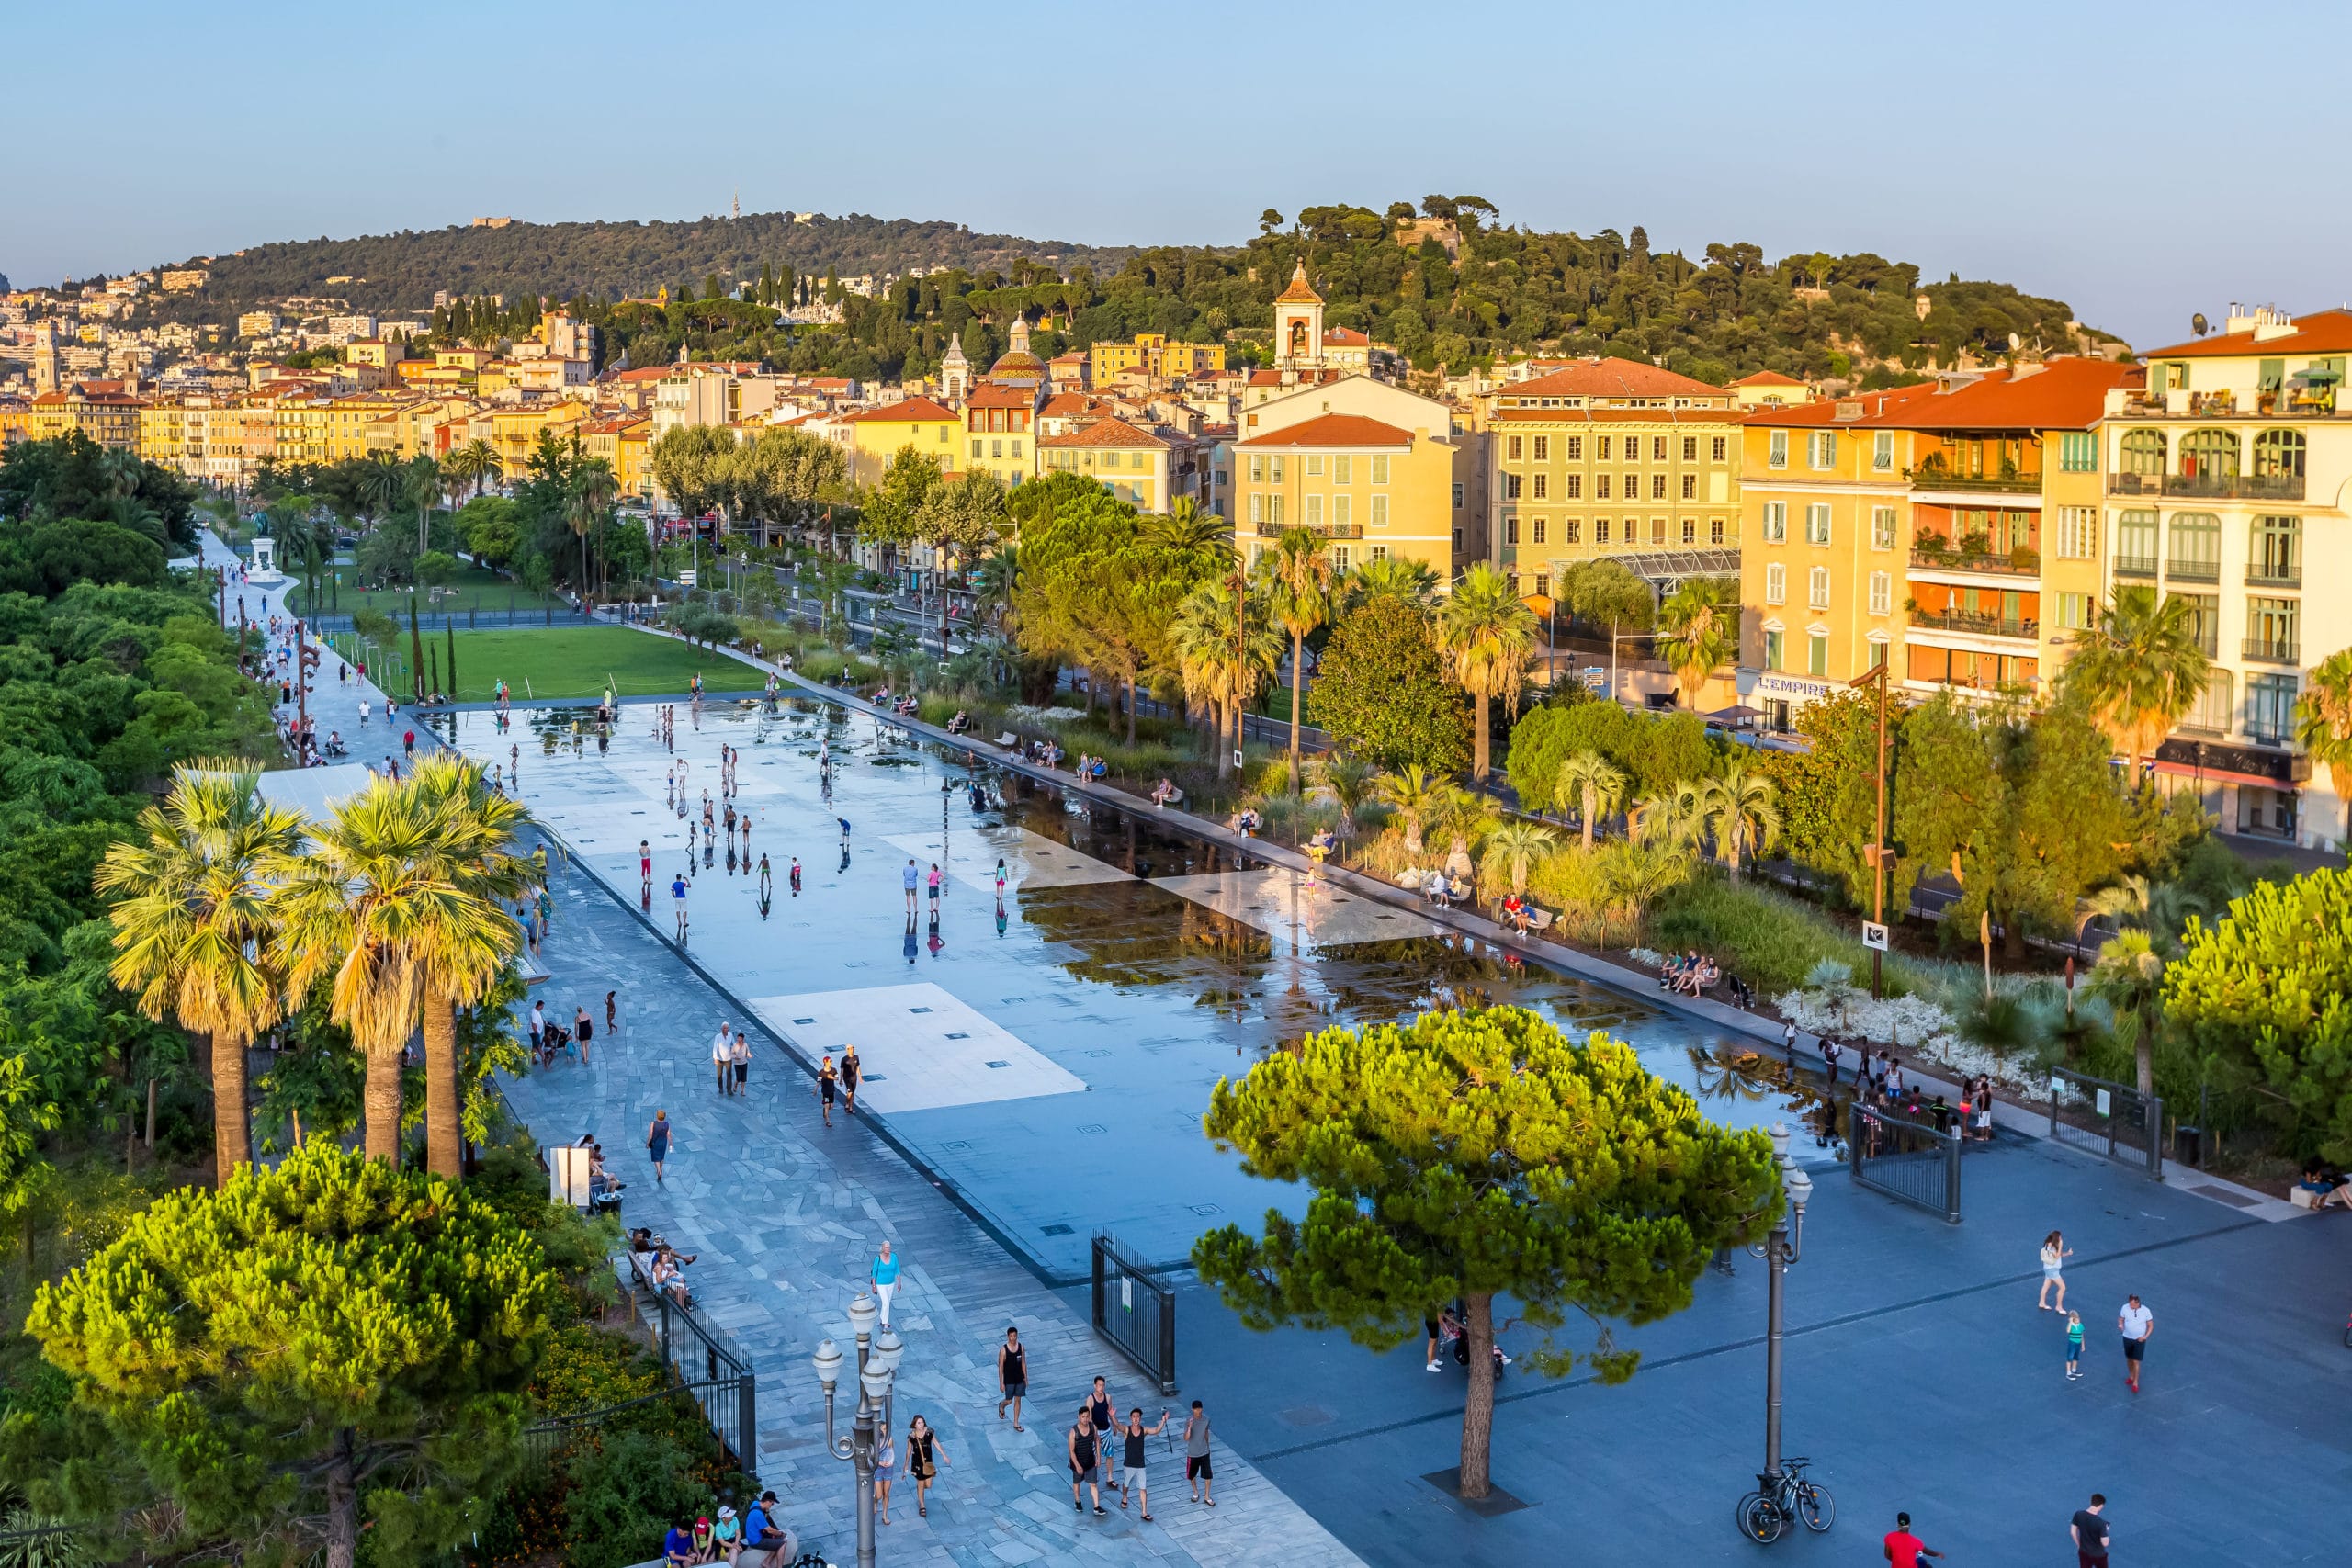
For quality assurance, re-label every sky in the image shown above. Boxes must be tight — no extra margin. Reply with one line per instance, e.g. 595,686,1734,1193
6,0,2347,351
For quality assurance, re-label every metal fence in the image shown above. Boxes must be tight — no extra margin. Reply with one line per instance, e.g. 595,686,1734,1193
300,606,586,633
1091,1232,1177,1394
520,1379,745,1472
1849,1104,1963,1223
620,1257,761,1479
2048,1067,2164,1180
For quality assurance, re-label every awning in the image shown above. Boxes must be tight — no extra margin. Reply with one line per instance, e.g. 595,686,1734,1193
2152,758,2301,792
1709,705,1763,722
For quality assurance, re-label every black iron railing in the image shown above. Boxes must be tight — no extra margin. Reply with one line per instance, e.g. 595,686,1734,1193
1091,1232,1177,1394
1849,1105,1962,1224
2048,1067,2163,1180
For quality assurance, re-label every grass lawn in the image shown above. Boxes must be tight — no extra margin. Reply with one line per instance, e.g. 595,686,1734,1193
289,563,565,618
441,627,766,702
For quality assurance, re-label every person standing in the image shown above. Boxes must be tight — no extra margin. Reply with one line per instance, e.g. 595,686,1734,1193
672,872,690,942
902,858,920,915
1118,1408,1169,1519
730,1029,750,1096
1182,1399,1214,1506
2071,1493,2110,1567
904,1415,945,1518
818,1054,838,1127
927,862,942,915
839,815,851,848
573,1004,593,1066
402,727,415,760
2065,1310,2085,1381
870,1240,900,1330
713,1025,734,1096
1822,1036,1840,1086
1086,1377,1117,1495
789,856,802,896
1882,1511,1943,1566
1068,1408,1104,1517
840,1044,860,1115
996,1326,1027,1430
640,838,652,889
2039,1231,2073,1312
871,1425,897,1527
2119,1294,2154,1393
527,999,545,1061
1782,1020,1798,1070
646,1110,672,1185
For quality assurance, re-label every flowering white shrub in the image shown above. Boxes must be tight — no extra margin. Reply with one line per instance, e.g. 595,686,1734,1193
1627,947,1668,970
1007,705,1088,727
1772,987,2035,1093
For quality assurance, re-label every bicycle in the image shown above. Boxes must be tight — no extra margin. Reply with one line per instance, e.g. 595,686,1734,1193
1734,1456,1834,1543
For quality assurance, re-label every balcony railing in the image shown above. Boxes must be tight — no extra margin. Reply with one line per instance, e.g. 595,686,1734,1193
1906,468,2041,494
2245,566,2302,588
2242,637,2301,665
2165,558,2220,584
2113,554,2158,577
1907,547,2041,578
1910,609,2041,640
2107,471,2307,502
2114,390,2341,419
1254,520,1362,539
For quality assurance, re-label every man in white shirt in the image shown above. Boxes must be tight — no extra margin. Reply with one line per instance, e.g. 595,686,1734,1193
2118,1294,2154,1393
715,1025,735,1096
528,1001,545,1060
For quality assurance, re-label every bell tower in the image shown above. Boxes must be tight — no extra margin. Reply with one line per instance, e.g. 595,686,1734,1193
1272,260,1325,380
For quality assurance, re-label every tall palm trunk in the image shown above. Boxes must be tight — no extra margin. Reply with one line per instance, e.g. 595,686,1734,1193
1471,686,1492,783
1458,1292,1497,1498
209,1028,250,1184
1579,785,1598,852
1288,630,1306,793
364,1043,404,1164
423,991,463,1181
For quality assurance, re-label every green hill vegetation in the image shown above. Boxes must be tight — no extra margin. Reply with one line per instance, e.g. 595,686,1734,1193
136,197,2117,389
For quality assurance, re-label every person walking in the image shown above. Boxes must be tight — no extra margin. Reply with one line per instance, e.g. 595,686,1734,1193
757,852,772,900
1822,1036,1840,1086
872,1425,898,1527
2039,1230,2073,1312
1118,1408,1170,1519
1086,1377,1117,1495
818,1054,838,1127
905,1415,945,1518
996,1326,1027,1430
730,1029,750,1096
2065,1310,2085,1381
1068,1408,1105,1517
1882,1511,1943,1566
402,727,415,760
640,838,652,889
605,989,618,1035
994,858,1008,898
2119,1294,2154,1393
840,1044,860,1115
1782,1020,1798,1070
527,999,545,1061
646,1109,672,1185
870,1240,900,1330
902,858,920,915
927,862,942,915
789,856,801,896
839,815,851,848
1182,1400,1214,1506
2071,1493,2111,1567
672,872,690,942
713,1025,734,1096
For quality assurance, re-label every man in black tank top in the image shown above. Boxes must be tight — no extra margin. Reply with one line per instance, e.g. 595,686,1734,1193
1088,1377,1117,1500
995,1326,1027,1430
1118,1406,1170,1520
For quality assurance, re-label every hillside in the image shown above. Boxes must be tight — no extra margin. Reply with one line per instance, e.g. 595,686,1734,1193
130,199,2120,389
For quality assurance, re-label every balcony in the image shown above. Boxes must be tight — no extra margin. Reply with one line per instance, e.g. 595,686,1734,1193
1254,520,1362,539
2242,637,2301,665
2246,564,2302,588
1910,609,2041,640
2107,471,2307,502
1906,466,2041,495
2164,558,2220,584
2114,389,2341,419
1908,545,2041,578
2113,554,2158,578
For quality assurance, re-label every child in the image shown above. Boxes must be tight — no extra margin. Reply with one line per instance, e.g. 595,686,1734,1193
2064,1310,2084,1381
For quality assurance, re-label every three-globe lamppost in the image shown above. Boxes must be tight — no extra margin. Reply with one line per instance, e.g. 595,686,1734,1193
811,1292,902,1568
1735,1122,1833,1543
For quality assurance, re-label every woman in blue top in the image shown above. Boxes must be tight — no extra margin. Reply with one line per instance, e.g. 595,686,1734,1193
872,1240,901,1330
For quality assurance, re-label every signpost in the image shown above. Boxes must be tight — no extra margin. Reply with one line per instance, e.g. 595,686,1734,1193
1860,921,1889,952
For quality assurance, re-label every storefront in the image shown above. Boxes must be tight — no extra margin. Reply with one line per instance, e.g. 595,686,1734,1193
1745,671,1838,735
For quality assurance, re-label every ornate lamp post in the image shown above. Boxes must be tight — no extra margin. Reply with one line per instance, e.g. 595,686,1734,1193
811,1293,902,1568
1736,1122,1823,1541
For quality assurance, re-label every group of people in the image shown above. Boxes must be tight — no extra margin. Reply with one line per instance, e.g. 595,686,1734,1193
1415,867,1469,907
989,1327,1218,1521
661,1491,801,1567
526,995,612,1067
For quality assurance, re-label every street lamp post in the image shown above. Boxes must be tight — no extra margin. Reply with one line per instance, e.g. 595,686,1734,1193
811,1294,901,1568
1738,1122,1817,1538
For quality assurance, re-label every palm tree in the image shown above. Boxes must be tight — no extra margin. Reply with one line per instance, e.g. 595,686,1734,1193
1312,752,1376,836
1697,758,1781,882
1438,786,1499,878
1629,783,1706,850
356,454,403,536
1653,577,1741,713
2294,648,2352,854
2058,584,2211,782
1141,498,1229,552
402,756,533,1181
95,763,305,1184
568,457,618,611
1170,577,1280,779
447,437,500,500
1478,820,1556,902
268,776,446,1166
1345,554,1440,611
96,446,144,502
1434,563,1538,783
2083,927,2165,1099
1263,528,1338,793
1554,749,1626,851
1374,763,1446,855
1592,840,1694,948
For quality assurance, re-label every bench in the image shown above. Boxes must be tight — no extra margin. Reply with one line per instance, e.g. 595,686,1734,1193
995,731,1019,748
1525,907,1555,933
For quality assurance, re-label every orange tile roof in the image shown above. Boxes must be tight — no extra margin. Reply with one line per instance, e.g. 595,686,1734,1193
1903,358,2138,431
1246,367,1346,388
964,384,1035,409
1504,357,1725,400
1275,261,1323,304
842,396,958,423
2139,308,2352,360
1489,405,1741,424
1040,393,1108,418
1039,416,1168,450
1738,381,1946,429
607,367,673,383
1322,327,1370,345
1238,412,1415,449
1732,369,1805,388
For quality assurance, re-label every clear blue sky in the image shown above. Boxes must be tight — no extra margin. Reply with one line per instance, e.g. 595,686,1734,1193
7,0,2346,349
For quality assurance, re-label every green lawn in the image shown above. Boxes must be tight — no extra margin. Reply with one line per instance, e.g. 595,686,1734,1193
288,563,565,618
441,627,767,702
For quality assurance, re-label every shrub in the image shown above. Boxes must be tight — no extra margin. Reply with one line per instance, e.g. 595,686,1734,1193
1650,877,1901,995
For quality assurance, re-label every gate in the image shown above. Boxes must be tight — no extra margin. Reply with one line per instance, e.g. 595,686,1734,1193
1091,1232,1177,1393
623,1257,761,1479
2048,1067,2164,1179
1850,1103,1963,1223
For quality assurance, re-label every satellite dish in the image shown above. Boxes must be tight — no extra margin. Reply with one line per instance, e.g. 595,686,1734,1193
2191,312,2209,337
2007,332,2021,351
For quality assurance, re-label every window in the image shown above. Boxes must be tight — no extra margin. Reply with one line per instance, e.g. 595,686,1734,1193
1507,435,1523,461
1764,628,1785,671
1333,495,1351,527
1563,518,1581,544
1450,481,1462,507
1712,435,1727,462
1534,573,1549,597
1505,474,1523,500
991,439,1003,458
1011,439,1022,458
1532,517,1546,545
2179,428,2238,479
1596,475,1611,500
969,437,984,458
1807,431,1838,469
2252,428,2307,479
2252,515,2301,583
1249,455,1265,483
1533,474,1549,500
1808,632,1829,677
1679,473,1696,500
1646,474,1664,500
1562,474,1581,499
1809,566,1831,610
1682,435,1698,461
1373,455,1390,483
2119,430,2165,477
1652,436,1668,461
1370,495,1388,528
1710,517,1725,544
2247,596,2300,660
1271,456,1286,483
1762,501,1787,542
1869,571,1891,615
1505,517,1520,545
1269,495,1286,525
1306,455,1323,477
1333,547,1351,571
2115,509,2158,572
2184,669,2232,735
1599,436,1613,461
2054,506,2098,560
2168,592,2219,655
1248,493,1264,525
2246,672,2299,743
1306,494,1324,526
2059,432,2096,472
1623,471,1638,496
2165,512,2221,581
1805,503,1831,544
1597,518,1611,544
2054,592,2091,631
1333,455,1351,484
1764,563,1786,604
1873,432,1894,472
1371,545,1388,562
1532,435,1549,461
1680,517,1696,544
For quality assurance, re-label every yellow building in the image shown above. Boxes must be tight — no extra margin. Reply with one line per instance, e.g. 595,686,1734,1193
269,392,335,467
583,415,656,498
1730,370,1811,409
1088,333,1226,387
1233,370,1475,577
840,396,963,487
1486,358,1743,603
961,383,1039,490
486,400,589,476
1037,416,1185,511
138,398,184,468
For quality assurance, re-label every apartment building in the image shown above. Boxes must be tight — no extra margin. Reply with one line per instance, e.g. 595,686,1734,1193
1038,416,1192,512
1484,357,1742,601
1088,333,1225,387
1232,375,1467,579
2102,306,2352,844
960,382,1039,491
840,396,962,487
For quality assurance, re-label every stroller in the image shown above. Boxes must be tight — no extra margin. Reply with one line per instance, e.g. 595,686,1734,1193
1437,1303,1508,1383
538,1021,574,1066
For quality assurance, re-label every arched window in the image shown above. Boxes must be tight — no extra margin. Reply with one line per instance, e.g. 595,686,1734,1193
2252,428,2307,479
2178,428,2238,479
2165,512,2221,581
2120,430,2165,476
